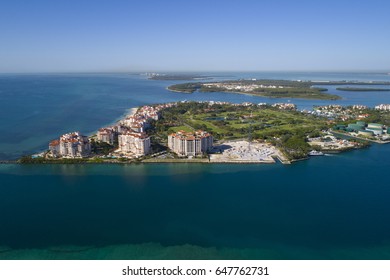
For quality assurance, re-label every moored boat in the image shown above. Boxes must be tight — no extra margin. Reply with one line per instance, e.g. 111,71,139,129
309,150,324,156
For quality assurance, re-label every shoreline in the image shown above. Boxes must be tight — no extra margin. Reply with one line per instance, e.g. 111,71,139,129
6,160,280,165
166,87,192,94
90,107,138,136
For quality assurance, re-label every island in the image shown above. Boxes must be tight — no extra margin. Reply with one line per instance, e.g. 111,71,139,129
143,73,213,80
167,79,390,100
19,101,390,165
336,87,390,92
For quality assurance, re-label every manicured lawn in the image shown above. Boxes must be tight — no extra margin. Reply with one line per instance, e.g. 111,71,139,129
169,126,193,133
160,107,326,141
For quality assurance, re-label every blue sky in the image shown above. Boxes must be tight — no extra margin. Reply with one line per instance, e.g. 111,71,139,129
1,0,389,72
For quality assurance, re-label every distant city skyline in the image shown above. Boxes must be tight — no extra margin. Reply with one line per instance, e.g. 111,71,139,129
1,0,389,73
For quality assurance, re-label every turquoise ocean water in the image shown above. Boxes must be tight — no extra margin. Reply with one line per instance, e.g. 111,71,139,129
1,72,390,259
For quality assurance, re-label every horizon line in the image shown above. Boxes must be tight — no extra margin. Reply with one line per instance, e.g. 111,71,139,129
1,69,390,75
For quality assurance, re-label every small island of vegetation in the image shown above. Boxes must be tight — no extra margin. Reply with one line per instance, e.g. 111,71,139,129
336,87,390,92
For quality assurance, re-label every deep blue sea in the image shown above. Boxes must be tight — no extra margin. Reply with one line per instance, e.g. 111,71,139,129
1,72,390,259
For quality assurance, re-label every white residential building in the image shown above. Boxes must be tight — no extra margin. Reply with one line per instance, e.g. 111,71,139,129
97,127,115,144
118,132,151,156
49,140,60,156
168,130,213,157
272,103,297,110
375,104,390,111
49,132,91,157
